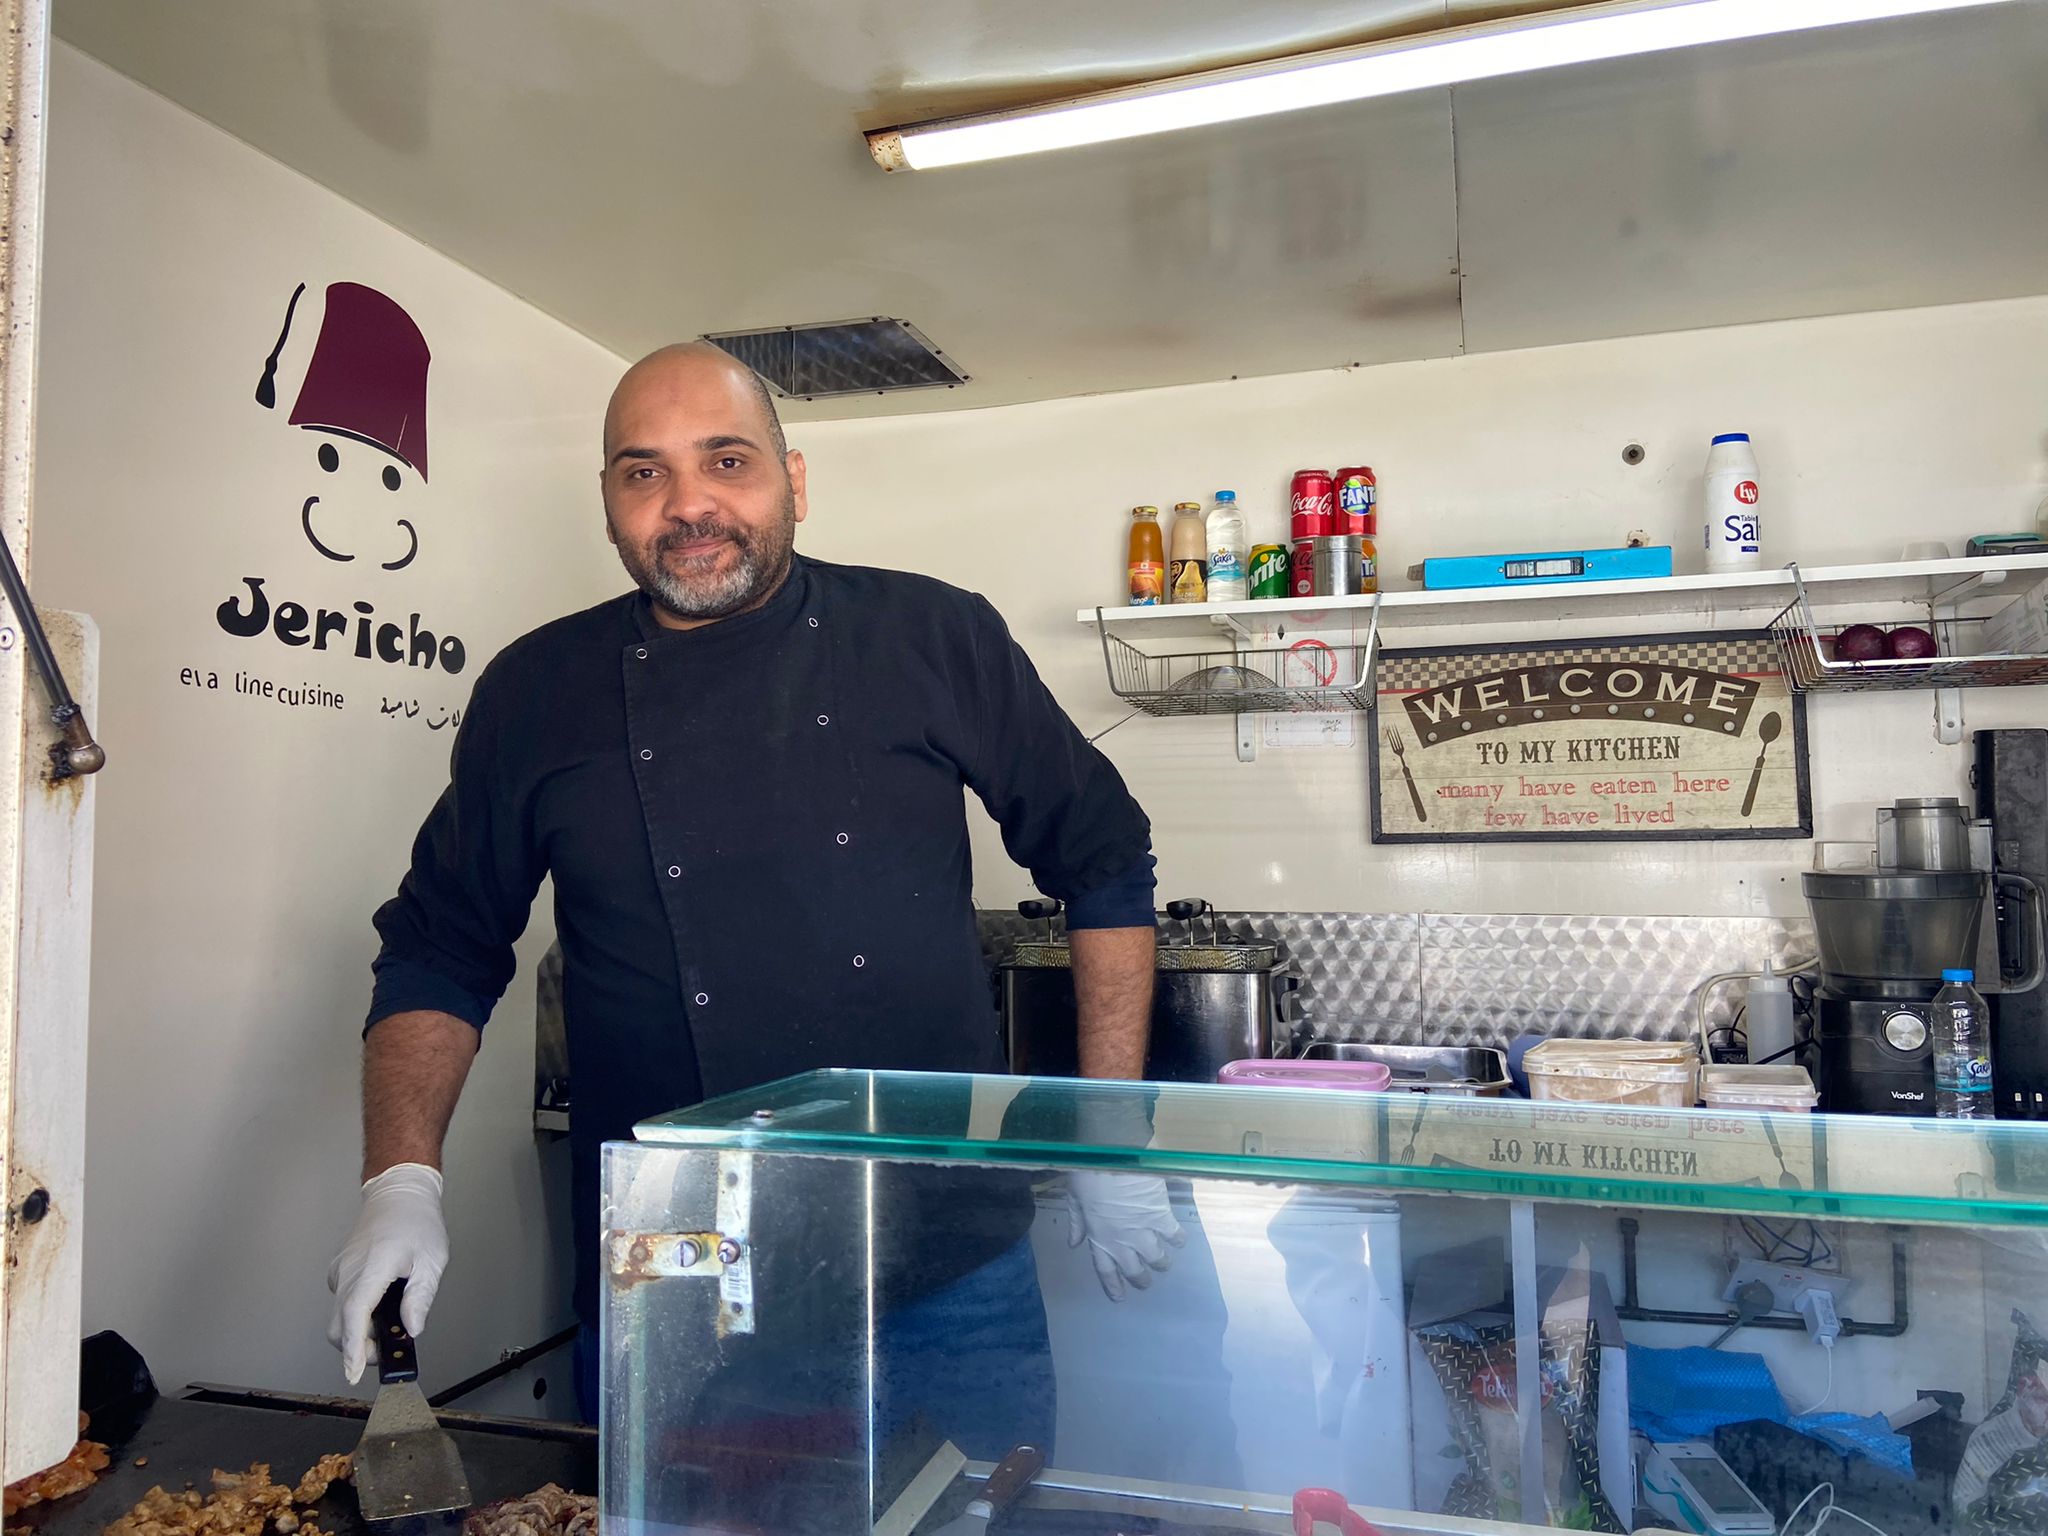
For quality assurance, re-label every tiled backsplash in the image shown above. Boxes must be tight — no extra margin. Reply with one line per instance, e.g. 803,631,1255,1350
978,909,1815,1050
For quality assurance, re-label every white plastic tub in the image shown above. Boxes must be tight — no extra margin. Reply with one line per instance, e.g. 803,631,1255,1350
1700,1063,1819,1113
1523,1038,1699,1108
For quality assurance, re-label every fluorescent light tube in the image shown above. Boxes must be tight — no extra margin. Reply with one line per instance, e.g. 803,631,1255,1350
867,0,2016,171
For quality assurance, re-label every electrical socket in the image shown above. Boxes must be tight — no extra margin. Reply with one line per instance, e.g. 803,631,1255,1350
1724,1259,1848,1315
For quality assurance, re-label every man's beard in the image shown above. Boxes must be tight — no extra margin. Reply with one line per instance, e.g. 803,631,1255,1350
613,489,797,622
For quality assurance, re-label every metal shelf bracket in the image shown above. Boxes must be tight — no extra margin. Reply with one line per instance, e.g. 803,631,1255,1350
1927,573,2006,746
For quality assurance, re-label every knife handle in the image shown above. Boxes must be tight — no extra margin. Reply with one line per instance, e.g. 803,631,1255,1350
966,1444,1044,1519
371,1280,420,1385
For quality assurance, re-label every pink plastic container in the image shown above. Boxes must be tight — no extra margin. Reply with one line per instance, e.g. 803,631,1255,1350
1217,1059,1394,1092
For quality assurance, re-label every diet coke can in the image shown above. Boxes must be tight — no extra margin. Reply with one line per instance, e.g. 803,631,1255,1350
1335,466,1376,536
1290,469,1334,540
1290,539,1316,598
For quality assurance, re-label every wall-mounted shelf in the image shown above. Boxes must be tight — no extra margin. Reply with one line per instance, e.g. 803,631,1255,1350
1077,553,2048,637
1084,554,2048,755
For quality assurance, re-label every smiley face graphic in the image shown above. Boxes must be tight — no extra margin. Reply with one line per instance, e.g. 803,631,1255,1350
301,431,419,570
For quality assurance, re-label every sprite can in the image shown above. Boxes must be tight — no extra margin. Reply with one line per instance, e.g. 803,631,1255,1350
1249,544,1289,600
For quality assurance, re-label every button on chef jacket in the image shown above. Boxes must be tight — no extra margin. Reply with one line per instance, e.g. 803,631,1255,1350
367,555,1156,1329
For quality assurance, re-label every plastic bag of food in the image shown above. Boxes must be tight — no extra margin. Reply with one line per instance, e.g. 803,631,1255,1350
1960,1310,2048,1533
1415,1319,1621,1532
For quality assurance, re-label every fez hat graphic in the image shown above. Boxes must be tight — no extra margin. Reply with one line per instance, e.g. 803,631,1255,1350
256,282,431,482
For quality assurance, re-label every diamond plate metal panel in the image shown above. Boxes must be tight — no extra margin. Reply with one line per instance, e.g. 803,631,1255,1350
978,909,1812,1055
1419,913,1815,1048
1230,911,1424,1045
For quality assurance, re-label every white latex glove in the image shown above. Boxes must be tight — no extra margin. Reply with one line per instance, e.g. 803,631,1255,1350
327,1163,448,1385
1063,1170,1185,1300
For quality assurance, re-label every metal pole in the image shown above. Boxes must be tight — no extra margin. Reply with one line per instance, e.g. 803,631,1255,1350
0,531,103,778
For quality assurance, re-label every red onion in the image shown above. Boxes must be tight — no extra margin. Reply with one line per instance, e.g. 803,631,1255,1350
1886,625,1938,660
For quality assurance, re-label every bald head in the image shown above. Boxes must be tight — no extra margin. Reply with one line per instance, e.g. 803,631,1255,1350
604,342,786,464
598,341,808,630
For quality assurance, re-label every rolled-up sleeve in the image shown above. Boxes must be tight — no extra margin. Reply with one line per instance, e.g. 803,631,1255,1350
1063,854,1157,930
366,661,545,1034
368,953,492,1031
960,595,1155,920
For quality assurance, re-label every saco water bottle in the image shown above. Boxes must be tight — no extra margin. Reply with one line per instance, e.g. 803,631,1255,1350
1932,967,1993,1119
1205,490,1248,601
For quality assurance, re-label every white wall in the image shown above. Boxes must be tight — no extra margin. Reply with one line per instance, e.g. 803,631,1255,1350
790,294,2048,920
33,46,629,1399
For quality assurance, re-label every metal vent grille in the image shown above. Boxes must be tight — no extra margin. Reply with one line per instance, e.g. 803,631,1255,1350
703,318,968,401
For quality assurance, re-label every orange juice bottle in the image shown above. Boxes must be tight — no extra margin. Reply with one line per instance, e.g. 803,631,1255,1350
1127,506,1165,606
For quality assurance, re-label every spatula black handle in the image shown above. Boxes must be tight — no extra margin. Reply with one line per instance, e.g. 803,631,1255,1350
372,1280,420,1385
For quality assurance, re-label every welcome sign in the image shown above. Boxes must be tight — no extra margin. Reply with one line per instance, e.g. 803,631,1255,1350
1371,632,1810,843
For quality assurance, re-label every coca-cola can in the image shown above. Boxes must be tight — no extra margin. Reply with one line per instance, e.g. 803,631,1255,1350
1335,466,1376,536
1290,469,1334,539
1290,539,1316,598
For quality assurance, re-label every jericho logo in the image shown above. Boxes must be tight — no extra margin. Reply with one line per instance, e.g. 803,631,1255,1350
216,576,465,675
224,280,465,672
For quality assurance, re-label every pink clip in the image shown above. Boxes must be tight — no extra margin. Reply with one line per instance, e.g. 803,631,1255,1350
1291,1487,1385,1536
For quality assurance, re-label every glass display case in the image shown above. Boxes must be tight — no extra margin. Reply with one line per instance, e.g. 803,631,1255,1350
604,1071,2048,1535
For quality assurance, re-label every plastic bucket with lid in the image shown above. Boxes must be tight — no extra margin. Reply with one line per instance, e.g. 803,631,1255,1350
1523,1038,1699,1108
1700,1063,1819,1113
1217,1058,1393,1092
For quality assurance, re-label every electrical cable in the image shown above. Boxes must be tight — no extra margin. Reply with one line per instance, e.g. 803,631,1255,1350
1739,1214,1826,1266
1694,970,1754,1061
1779,1480,1891,1536
1807,1223,1835,1268
1793,1341,1835,1416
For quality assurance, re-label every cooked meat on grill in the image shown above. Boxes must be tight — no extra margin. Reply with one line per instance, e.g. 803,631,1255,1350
3,1425,113,1516
103,1455,352,1536
290,1455,353,1507
462,1483,595,1536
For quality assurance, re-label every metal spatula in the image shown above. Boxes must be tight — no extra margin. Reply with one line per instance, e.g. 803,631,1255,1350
354,1281,473,1522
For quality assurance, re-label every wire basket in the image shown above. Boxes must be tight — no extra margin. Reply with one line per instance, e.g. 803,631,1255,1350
1768,565,2048,693
1095,603,1380,715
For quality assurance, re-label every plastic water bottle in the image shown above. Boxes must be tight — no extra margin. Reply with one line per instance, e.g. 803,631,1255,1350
1205,490,1248,602
1932,967,1993,1119
1703,433,1762,573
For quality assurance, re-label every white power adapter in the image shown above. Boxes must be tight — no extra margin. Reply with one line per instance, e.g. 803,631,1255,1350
1791,1289,1841,1418
1796,1287,1842,1346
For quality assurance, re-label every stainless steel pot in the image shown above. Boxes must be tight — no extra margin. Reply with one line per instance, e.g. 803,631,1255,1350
1001,954,1300,1083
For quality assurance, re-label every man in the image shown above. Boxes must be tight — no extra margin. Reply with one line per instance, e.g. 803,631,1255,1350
327,343,1179,1424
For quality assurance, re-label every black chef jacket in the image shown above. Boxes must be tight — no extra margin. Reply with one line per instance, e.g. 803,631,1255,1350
367,555,1154,1327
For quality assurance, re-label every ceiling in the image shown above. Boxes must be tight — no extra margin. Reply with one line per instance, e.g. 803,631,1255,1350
53,1,2048,420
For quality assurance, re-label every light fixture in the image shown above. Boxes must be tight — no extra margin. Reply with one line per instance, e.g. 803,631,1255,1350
866,0,2015,171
